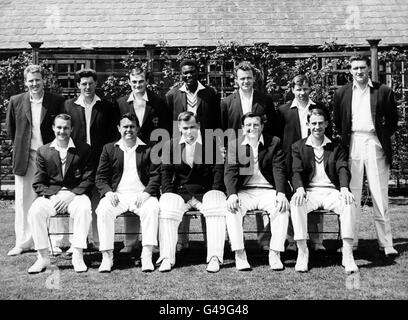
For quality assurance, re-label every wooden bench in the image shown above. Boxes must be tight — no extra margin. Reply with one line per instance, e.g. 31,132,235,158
47,209,341,254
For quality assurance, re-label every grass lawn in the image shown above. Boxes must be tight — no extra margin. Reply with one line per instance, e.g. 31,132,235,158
0,199,407,300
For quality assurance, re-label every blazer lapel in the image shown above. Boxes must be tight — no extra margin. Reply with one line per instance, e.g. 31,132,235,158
305,145,316,176
23,92,32,124
64,148,75,177
370,85,377,125
291,107,302,139
90,101,99,128
176,89,187,115
40,92,50,124
141,102,152,128
234,92,243,118
135,145,144,179
345,83,353,124
252,91,262,113
50,148,63,178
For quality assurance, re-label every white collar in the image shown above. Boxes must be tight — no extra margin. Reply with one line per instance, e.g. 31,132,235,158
179,81,206,94
115,137,146,151
305,135,331,148
241,134,264,147
127,90,149,103
179,131,203,145
50,137,76,150
352,78,373,90
74,94,101,108
29,93,44,103
290,98,316,109
238,88,254,99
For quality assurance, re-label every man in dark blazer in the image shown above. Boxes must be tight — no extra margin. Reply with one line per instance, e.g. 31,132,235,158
64,68,119,251
277,74,332,252
290,107,358,273
117,67,169,143
224,112,289,271
95,113,160,272
221,61,281,251
27,114,93,273
157,111,227,273
164,59,222,251
333,54,398,257
6,64,65,256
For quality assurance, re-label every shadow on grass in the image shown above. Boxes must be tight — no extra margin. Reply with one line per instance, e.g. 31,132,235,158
51,237,408,272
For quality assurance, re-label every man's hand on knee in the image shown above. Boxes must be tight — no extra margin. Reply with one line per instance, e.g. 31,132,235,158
105,191,119,207
291,187,306,207
276,192,289,213
134,191,150,208
340,187,355,205
227,194,240,213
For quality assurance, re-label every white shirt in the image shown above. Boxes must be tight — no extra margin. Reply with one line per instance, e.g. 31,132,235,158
241,135,272,188
49,138,76,177
290,98,316,139
74,94,101,145
351,79,375,133
30,94,44,151
127,91,149,127
115,138,147,194
179,132,202,167
305,135,335,189
239,88,254,115
179,81,206,115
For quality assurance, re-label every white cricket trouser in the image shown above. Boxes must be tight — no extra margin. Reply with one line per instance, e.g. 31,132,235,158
157,190,227,265
226,188,289,252
28,194,92,251
290,188,355,241
349,132,394,248
13,150,37,250
96,193,159,251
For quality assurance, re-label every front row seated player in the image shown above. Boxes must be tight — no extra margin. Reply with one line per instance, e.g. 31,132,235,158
157,111,227,273
224,112,290,271
95,113,160,272
290,107,358,273
27,114,94,273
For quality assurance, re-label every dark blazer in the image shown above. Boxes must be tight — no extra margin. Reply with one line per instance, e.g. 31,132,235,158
64,97,120,168
161,136,224,196
220,90,280,139
32,141,94,197
333,81,398,165
224,134,287,197
277,100,332,173
117,90,169,143
165,84,221,135
291,137,350,191
95,141,160,198
6,91,65,175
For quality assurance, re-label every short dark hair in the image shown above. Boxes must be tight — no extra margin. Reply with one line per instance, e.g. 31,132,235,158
53,113,72,125
119,112,137,124
306,107,329,123
129,66,148,79
241,112,265,125
177,111,198,123
76,68,97,83
234,61,256,78
349,54,371,67
179,59,198,70
290,74,312,88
